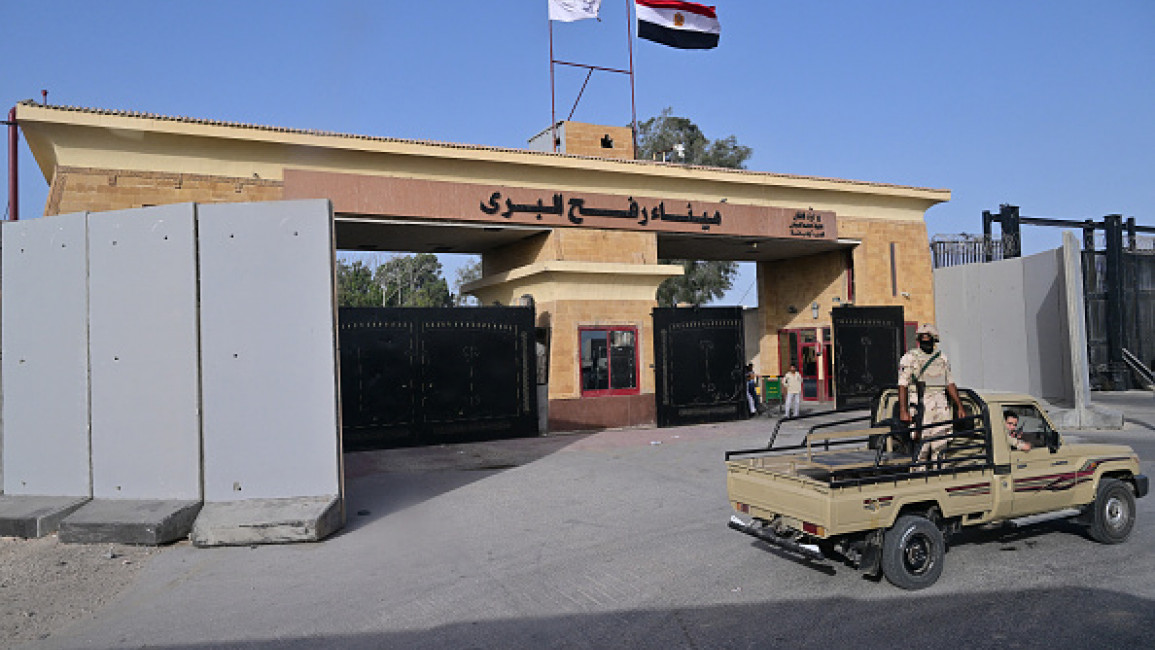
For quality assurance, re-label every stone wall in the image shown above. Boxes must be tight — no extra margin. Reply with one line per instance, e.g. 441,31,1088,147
484,229,657,276
755,215,936,375
562,121,635,160
46,167,284,216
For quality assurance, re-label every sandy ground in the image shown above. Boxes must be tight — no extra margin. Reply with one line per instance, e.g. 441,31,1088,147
0,436,588,648
0,535,159,646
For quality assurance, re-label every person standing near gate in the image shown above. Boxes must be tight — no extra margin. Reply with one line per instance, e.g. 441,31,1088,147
744,363,759,415
783,364,803,418
898,323,966,467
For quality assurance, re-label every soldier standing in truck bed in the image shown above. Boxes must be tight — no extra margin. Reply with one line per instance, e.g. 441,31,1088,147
898,323,967,467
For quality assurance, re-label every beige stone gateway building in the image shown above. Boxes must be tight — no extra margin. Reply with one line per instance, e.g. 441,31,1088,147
14,101,947,431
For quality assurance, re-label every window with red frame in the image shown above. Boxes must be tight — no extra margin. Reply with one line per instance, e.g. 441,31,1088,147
579,327,639,395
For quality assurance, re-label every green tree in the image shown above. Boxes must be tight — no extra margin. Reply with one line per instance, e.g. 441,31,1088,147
636,107,753,168
336,259,383,307
376,253,453,307
453,256,483,306
637,108,750,306
656,259,739,307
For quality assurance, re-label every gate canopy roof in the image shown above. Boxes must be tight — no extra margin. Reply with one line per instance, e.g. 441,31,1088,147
17,101,950,262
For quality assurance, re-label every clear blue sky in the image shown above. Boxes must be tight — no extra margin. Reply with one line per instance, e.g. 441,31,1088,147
3,1,1152,305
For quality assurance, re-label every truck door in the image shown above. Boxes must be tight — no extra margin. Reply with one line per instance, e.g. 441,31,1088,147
1003,404,1071,516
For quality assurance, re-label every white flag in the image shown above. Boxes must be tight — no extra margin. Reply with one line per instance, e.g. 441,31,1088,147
549,0,601,22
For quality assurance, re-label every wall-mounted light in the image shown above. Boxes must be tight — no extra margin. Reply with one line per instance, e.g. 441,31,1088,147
811,302,820,319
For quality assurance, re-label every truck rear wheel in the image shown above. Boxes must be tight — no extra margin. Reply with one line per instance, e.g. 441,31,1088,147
881,515,944,590
1088,478,1135,544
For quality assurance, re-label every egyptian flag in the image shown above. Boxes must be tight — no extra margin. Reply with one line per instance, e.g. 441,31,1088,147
635,0,720,50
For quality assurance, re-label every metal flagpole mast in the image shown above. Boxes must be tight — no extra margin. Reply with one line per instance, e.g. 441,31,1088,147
626,0,638,157
549,18,558,153
548,2,637,155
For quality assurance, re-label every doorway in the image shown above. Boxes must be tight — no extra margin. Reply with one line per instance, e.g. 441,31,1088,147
778,327,832,401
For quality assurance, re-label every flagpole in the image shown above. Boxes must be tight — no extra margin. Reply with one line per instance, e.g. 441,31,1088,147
625,0,638,157
549,18,558,153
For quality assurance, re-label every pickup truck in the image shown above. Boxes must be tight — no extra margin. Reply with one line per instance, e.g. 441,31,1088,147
725,388,1147,589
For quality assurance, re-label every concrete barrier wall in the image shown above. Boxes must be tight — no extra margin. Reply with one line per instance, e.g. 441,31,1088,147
2,200,342,542
934,248,1073,403
87,205,202,500
1022,249,1072,400
198,200,341,502
1,214,92,497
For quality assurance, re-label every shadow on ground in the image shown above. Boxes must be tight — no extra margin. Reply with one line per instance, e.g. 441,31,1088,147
337,433,591,533
95,586,1154,649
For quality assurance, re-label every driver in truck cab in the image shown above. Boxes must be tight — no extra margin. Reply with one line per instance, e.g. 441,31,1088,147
897,323,967,467
1004,412,1032,451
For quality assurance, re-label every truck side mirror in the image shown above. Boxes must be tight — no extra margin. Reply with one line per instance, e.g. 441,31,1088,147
1047,430,1061,453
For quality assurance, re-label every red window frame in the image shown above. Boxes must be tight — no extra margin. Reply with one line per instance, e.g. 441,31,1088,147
578,326,640,396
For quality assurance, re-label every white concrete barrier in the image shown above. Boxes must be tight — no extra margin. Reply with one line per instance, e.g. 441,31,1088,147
0,214,92,536
192,200,343,545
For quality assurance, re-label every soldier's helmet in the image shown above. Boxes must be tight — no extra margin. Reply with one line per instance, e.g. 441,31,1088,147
916,323,940,341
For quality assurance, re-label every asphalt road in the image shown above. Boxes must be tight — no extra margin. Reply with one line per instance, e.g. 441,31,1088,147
20,393,1155,649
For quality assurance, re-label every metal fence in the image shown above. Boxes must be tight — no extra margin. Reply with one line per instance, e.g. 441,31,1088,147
930,235,1007,269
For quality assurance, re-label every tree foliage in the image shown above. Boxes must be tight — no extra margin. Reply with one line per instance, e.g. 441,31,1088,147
636,107,753,169
656,259,739,307
375,253,453,308
453,256,483,306
638,108,748,306
336,259,383,307
336,254,455,308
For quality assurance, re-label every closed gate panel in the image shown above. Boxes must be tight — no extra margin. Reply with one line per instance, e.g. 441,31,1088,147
339,307,536,449
832,305,904,410
653,307,745,427
339,313,417,448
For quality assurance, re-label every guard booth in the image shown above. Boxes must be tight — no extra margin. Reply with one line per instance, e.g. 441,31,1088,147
653,306,746,427
831,305,906,410
339,306,538,449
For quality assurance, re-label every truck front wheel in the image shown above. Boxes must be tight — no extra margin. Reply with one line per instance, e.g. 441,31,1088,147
1088,478,1136,544
881,515,944,590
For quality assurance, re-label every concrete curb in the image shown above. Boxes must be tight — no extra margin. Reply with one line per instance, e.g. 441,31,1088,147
0,495,91,538
190,496,343,547
59,499,203,545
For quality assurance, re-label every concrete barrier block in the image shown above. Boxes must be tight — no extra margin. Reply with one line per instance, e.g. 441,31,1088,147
190,496,342,547
59,499,203,545
1,213,92,498
194,200,343,544
87,205,202,500
0,495,90,538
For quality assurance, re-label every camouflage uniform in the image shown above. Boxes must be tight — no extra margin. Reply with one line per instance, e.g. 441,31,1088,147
897,346,956,463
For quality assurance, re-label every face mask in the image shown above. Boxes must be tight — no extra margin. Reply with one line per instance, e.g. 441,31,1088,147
919,339,935,354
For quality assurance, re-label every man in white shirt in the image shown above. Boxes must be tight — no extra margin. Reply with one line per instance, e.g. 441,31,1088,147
782,364,803,418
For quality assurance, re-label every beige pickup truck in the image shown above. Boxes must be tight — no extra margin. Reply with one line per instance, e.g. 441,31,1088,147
726,388,1147,589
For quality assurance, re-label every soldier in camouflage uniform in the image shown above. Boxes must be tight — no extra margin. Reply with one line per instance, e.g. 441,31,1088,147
898,323,966,467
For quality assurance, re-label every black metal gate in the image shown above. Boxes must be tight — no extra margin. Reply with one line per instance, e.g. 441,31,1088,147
1083,249,1155,388
653,306,745,427
831,305,905,410
339,307,537,450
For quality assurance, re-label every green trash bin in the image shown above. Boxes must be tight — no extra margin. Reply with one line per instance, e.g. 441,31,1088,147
763,377,782,414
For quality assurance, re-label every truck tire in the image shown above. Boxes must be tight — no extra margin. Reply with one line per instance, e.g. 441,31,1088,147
1087,478,1135,544
881,515,944,590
